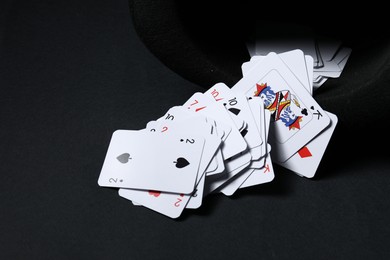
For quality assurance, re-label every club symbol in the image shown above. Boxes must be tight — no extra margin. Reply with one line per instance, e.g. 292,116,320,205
301,108,308,116
310,106,315,110
174,157,190,169
116,153,131,164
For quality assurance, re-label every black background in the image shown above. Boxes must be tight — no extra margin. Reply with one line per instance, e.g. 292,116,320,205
1,0,390,259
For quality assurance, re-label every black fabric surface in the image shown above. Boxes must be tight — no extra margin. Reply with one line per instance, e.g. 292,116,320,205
1,1,389,259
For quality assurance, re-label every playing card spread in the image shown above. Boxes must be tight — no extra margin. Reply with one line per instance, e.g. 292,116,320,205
98,44,346,218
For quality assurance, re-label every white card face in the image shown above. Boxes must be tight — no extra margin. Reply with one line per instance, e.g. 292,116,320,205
242,50,312,95
205,119,225,176
204,83,245,132
276,112,338,178
248,99,270,168
98,130,205,194
205,83,263,151
240,147,275,189
185,173,205,209
232,52,331,162
148,116,220,184
305,55,314,93
183,92,247,160
247,96,267,161
119,188,192,219
204,150,252,193
204,157,251,195
118,115,221,218
278,50,311,95
219,167,255,196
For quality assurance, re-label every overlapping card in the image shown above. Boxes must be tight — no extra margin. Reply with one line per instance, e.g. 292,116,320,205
98,49,343,219
247,34,351,89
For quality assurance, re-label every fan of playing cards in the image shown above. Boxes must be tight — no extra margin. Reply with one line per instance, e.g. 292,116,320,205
98,49,348,219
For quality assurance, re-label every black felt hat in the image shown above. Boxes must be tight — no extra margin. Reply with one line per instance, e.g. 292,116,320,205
128,0,390,134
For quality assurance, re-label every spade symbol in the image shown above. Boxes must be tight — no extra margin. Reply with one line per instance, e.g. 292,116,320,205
117,153,131,164
174,157,190,169
240,129,248,137
228,108,241,115
301,108,308,116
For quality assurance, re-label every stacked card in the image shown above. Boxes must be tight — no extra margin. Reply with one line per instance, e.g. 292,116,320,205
248,36,351,89
98,50,339,219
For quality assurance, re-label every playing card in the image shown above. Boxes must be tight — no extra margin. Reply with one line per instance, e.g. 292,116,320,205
98,130,205,194
305,55,314,93
276,112,338,178
218,167,255,196
153,106,222,176
232,52,331,162
246,96,267,164
242,50,312,94
204,149,252,194
239,148,275,189
205,118,225,176
205,83,263,157
247,103,271,169
183,92,247,160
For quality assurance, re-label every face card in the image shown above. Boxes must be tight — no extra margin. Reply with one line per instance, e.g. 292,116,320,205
276,112,338,178
98,130,205,194
232,52,331,162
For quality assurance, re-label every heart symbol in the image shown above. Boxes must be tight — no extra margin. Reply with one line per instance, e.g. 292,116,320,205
174,157,190,169
148,190,161,197
301,108,308,116
116,153,131,164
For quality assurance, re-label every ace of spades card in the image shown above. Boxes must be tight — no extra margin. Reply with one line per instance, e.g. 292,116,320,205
232,52,330,162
